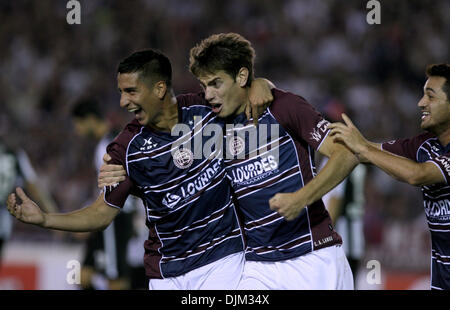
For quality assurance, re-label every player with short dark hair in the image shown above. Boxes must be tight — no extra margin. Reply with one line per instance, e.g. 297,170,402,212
6,48,272,290
189,33,358,289
329,63,450,290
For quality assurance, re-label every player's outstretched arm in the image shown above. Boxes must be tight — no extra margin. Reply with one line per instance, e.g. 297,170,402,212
7,187,119,232
329,114,445,186
246,78,275,125
270,136,359,221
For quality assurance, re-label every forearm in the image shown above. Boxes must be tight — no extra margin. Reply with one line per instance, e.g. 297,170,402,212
361,145,439,186
295,146,358,206
43,195,117,232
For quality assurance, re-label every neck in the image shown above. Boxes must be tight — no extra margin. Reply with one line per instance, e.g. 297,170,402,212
234,88,250,117
148,94,178,132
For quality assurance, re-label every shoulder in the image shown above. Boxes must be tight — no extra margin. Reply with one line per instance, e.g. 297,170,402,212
384,132,436,149
269,88,319,120
107,119,143,157
270,88,311,109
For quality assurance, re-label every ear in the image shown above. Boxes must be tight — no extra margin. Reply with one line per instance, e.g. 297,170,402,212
153,81,168,99
236,67,249,87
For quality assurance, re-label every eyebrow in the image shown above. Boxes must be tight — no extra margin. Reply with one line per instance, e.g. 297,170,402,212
425,87,436,94
119,87,137,93
201,77,221,87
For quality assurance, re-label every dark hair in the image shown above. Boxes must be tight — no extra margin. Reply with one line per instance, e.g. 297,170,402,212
71,97,102,119
426,63,450,100
189,33,255,87
117,49,172,88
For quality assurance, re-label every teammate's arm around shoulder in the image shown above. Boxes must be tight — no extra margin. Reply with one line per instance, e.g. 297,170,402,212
7,187,119,232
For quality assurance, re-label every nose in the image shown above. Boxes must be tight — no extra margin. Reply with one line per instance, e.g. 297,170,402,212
120,93,128,109
417,96,427,109
204,87,215,102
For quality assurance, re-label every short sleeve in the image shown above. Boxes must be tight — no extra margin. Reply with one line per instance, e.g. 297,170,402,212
427,153,450,184
381,132,435,161
269,89,330,150
103,122,140,209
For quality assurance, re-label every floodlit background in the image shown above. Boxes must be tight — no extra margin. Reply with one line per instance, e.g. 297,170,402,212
0,0,448,289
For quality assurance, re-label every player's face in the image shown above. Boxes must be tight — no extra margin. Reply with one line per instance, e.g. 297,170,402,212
418,76,450,134
197,70,247,118
117,72,161,126
73,116,98,138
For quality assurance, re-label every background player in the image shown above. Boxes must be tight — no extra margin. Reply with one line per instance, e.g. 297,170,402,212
329,63,450,290
320,106,368,284
71,97,141,290
0,136,57,266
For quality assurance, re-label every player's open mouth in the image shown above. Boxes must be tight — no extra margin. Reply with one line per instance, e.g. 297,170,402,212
128,107,145,121
421,111,430,120
211,103,222,113
129,107,143,115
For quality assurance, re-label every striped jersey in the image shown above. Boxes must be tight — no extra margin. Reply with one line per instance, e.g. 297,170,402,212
103,93,244,279
224,88,342,262
382,132,450,290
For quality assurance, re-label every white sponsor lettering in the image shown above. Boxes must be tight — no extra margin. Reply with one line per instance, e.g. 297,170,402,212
424,199,450,218
435,156,450,176
179,161,222,199
310,128,322,142
231,155,278,185
162,193,182,208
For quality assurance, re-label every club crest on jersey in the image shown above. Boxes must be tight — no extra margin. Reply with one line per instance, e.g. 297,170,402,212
162,193,182,209
228,136,245,156
173,148,194,169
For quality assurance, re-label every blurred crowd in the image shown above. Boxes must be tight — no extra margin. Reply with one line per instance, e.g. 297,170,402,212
0,0,448,272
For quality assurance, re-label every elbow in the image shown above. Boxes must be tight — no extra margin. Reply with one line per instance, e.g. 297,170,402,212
406,169,426,187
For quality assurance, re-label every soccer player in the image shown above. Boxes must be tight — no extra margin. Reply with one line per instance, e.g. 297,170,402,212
101,33,358,289
0,137,57,265
6,49,272,290
188,33,357,289
328,63,450,290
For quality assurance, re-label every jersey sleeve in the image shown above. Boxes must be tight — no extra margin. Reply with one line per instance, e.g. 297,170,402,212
103,122,140,209
427,153,450,184
269,89,330,150
381,132,434,161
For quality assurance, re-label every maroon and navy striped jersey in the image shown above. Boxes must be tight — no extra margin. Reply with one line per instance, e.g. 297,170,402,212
382,132,450,290
224,89,342,262
103,93,245,279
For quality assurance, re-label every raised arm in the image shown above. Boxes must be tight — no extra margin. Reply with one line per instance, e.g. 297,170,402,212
329,114,445,186
6,187,119,232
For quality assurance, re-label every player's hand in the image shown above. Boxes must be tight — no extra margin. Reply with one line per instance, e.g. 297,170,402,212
6,187,46,226
269,192,305,221
246,78,274,126
98,154,127,188
328,113,369,161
